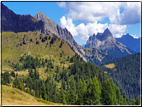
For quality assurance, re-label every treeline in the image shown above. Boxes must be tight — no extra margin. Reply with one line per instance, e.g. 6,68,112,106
13,55,50,71
99,53,140,100
2,54,140,105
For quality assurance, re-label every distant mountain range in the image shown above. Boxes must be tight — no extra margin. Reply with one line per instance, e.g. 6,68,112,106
85,28,134,58
84,28,135,64
2,3,139,65
116,34,141,53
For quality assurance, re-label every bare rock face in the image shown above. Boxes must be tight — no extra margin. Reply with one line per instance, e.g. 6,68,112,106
2,3,86,61
34,11,86,61
85,28,134,58
84,48,118,65
2,4,44,33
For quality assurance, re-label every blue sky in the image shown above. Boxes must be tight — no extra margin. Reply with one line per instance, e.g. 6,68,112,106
3,2,141,45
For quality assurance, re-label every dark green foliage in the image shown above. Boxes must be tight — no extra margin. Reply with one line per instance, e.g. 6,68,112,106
68,76,77,104
36,40,39,44
100,53,140,100
2,71,11,85
101,78,117,105
41,83,47,100
13,55,48,71
50,37,56,44
84,77,101,105
2,52,139,105
77,79,86,105
10,71,15,77
61,79,66,90
41,36,47,43
59,40,64,48
13,77,24,91
59,88,67,104
45,77,57,102
135,97,140,105
22,38,26,44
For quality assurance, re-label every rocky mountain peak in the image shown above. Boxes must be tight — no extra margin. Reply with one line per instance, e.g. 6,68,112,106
102,28,112,38
35,11,48,20
121,33,133,39
85,28,133,58
103,28,112,35
95,28,113,41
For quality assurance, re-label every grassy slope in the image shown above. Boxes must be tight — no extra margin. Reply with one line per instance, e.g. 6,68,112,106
2,31,76,105
104,63,115,69
2,85,62,105
2,31,75,74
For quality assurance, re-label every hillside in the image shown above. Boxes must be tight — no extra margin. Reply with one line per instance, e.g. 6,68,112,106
116,34,141,53
2,31,75,73
2,3,86,61
2,85,61,105
1,3,140,105
100,53,140,100
2,32,136,105
84,48,118,65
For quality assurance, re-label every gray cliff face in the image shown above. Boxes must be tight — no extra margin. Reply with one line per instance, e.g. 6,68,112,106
34,12,86,61
2,4,44,33
85,28,133,58
2,3,86,61
34,11,58,36
84,48,118,65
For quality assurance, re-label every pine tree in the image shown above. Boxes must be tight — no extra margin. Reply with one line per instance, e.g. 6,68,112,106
60,88,67,104
61,79,66,90
77,79,86,105
135,97,140,105
68,76,77,104
92,76,101,105
41,82,47,100
115,85,123,105
85,78,93,104
102,78,117,105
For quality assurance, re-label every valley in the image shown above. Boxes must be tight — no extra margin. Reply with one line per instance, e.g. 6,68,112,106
1,2,141,106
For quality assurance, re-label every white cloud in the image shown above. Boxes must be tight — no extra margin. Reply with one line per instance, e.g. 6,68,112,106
57,2,141,25
108,24,127,38
119,2,141,25
60,16,78,36
56,2,66,8
60,16,127,40
131,34,139,39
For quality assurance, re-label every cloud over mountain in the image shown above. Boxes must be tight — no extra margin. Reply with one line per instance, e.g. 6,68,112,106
60,16,127,39
57,2,140,41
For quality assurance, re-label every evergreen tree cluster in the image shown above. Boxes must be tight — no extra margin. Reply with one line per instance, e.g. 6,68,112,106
2,54,140,105
100,53,140,100
13,55,49,71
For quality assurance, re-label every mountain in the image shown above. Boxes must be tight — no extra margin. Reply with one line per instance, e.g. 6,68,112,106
2,31,133,105
2,32,75,71
85,28,134,58
2,3,44,33
2,3,86,61
116,33,141,53
34,11,86,61
84,48,118,65
100,53,140,100
2,4,140,105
